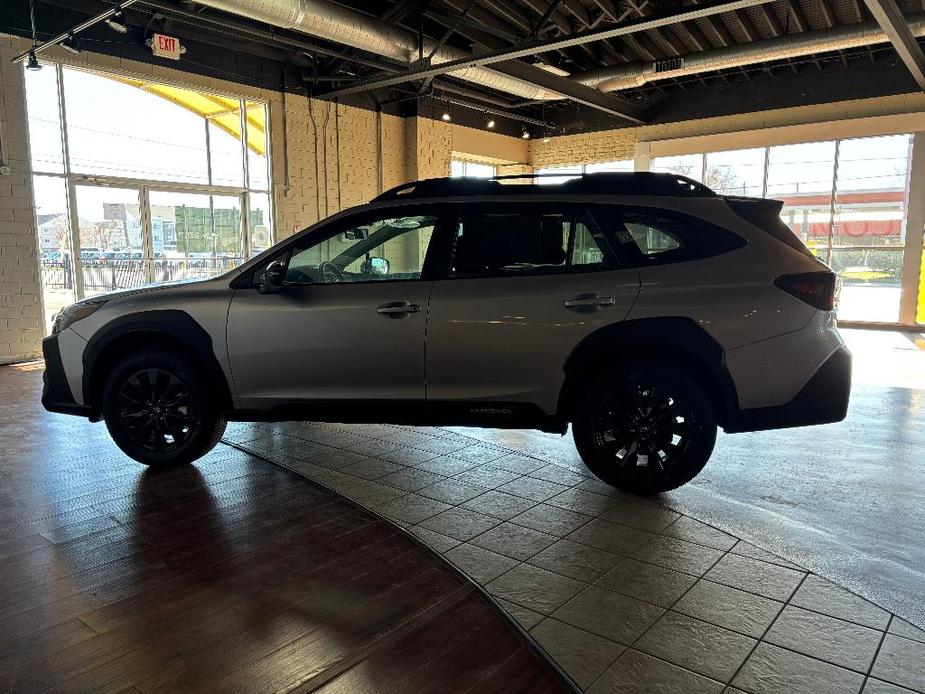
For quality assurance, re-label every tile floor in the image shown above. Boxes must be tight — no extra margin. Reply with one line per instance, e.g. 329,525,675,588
223,420,925,694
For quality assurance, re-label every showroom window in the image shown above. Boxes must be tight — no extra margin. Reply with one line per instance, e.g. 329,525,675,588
536,159,632,184
450,159,496,178
556,141,917,324
25,62,273,331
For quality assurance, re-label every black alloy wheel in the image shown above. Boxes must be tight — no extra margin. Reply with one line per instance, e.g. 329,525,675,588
116,368,197,453
102,350,226,467
573,364,717,494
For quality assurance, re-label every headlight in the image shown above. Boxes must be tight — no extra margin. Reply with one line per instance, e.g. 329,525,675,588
52,300,106,335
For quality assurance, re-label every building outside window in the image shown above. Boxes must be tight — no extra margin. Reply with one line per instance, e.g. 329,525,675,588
25,62,273,331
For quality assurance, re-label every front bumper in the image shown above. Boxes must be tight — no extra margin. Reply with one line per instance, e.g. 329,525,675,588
725,346,851,433
42,334,94,418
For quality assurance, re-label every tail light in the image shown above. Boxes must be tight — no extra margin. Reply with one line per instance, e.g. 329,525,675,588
774,272,837,311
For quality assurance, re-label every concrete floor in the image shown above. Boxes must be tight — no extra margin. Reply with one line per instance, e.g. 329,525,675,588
451,329,925,628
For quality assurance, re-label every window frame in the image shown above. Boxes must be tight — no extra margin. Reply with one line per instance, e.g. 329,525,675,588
588,203,746,268
438,202,621,281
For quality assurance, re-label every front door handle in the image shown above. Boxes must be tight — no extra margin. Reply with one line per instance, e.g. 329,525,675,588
376,301,421,318
563,295,616,308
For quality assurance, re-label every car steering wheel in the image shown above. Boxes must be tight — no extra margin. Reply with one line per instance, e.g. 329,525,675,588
320,260,345,283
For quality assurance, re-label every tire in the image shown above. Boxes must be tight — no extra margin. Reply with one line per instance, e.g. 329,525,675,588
572,362,717,495
101,349,226,467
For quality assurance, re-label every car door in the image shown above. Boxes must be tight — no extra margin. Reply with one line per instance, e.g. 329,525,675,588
227,205,446,409
426,202,641,415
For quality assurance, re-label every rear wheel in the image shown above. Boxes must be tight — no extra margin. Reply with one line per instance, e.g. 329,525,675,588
572,363,716,495
101,350,226,466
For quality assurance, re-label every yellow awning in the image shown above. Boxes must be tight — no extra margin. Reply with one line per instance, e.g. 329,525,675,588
114,77,267,155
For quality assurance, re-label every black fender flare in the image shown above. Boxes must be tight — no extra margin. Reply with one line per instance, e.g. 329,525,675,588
82,309,233,411
557,316,740,425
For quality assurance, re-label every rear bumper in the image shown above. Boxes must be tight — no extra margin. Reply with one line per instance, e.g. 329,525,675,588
42,334,94,418
724,346,851,433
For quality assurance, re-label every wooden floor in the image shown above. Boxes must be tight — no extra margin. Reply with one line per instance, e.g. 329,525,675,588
0,363,569,693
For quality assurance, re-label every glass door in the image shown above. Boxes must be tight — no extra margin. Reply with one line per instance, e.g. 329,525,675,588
148,190,245,282
73,184,147,298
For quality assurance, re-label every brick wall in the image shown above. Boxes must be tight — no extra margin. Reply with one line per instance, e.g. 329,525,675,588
0,37,43,364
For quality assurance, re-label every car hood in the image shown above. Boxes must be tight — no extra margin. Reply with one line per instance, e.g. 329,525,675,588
80,271,239,305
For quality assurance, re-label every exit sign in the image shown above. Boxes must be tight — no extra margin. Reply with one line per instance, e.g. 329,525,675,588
150,33,184,60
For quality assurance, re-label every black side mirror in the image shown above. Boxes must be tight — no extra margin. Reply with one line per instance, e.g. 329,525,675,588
256,260,286,294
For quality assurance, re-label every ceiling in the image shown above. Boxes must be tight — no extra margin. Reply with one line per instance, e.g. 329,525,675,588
3,0,924,136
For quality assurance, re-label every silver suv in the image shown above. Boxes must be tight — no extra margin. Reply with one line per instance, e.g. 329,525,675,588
42,173,851,494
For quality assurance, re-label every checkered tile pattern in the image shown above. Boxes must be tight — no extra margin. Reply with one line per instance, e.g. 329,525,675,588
223,420,925,694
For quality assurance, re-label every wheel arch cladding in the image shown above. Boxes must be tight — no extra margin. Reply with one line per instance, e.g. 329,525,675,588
82,310,233,413
557,317,739,426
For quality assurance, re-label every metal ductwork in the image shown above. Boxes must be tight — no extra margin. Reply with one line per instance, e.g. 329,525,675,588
193,0,559,100
192,0,925,103
574,13,925,92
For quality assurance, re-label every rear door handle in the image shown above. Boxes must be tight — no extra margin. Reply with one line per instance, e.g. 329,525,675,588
376,301,421,317
563,295,615,308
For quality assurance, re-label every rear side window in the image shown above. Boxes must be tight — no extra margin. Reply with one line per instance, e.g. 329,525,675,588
451,205,612,278
591,205,744,266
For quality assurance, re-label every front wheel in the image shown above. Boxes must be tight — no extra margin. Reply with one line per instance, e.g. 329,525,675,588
572,363,717,495
101,349,226,467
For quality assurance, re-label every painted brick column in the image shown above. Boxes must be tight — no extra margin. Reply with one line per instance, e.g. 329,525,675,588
0,36,43,364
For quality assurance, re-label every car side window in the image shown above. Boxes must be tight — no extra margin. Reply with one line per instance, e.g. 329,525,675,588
451,205,610,278
285,213,438,285
592,206,744,266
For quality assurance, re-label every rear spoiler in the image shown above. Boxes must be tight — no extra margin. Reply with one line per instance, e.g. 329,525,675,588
724,196,815,258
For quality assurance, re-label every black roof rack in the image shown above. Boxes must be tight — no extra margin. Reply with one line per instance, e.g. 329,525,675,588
372,172,716,202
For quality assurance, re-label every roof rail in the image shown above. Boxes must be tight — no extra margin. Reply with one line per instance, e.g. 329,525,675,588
371,171,716,202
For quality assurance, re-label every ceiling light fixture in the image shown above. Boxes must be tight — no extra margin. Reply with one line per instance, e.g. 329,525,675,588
105,10,128,34
486,119,495,129
26,0,41,69
521,127,530,140
441,111,451,122
25,48,42,70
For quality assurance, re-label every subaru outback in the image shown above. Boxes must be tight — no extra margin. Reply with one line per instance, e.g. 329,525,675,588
42,173,851,494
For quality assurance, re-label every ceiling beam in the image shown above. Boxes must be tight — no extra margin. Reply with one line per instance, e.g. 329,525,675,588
489,59,647,121
318,0,778,100
862,0,925,90
787,2,809,31
818,0,836,27
759,5,784,35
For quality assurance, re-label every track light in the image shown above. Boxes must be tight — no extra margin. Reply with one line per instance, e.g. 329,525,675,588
441,111,451,122
62,33,80,55
105,11,128,34
521,127,530,140
486,119,495,129
25,49,42,71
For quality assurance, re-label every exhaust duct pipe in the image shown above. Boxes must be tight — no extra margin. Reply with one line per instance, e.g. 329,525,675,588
193,0,559,100
575,14,925,91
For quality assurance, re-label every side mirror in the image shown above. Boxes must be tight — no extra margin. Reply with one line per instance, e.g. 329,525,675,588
368,256,389,276
256,260,286,294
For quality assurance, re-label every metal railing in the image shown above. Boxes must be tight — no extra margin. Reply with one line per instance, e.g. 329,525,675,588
40,257,244,293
